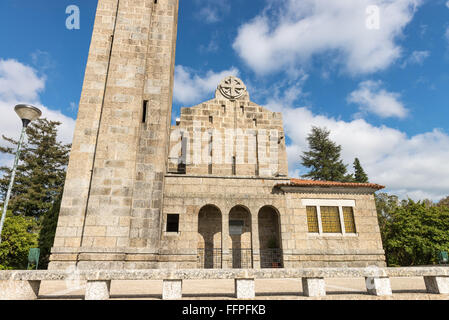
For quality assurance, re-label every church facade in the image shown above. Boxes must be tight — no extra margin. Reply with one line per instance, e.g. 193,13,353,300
49,0,386,270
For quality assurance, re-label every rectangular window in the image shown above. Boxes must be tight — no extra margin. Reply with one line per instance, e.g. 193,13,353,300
320,206,342,233
306,206,319,233
142,100,148,123
208,134,213,174
166,214,179,233
343,207,357,233
302,200,357,236
232,156,236,175
209,116,213,124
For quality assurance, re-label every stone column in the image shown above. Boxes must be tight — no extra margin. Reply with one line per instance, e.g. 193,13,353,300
222,211,230,268
365,277,392,296
302,278,326,297
163,279,182,300
424,276,449,294
235,278,255,299
251,215,261,269
0,280,41,300
85,280,111,300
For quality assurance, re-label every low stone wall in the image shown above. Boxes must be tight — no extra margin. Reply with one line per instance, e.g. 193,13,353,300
1,267,448,300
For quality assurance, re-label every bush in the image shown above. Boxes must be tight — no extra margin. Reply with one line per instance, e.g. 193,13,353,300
0,211,38,270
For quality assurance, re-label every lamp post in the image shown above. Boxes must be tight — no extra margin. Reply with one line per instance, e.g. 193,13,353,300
0,104,42,244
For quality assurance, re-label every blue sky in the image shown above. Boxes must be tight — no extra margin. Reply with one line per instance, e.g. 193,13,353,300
0,0,449,200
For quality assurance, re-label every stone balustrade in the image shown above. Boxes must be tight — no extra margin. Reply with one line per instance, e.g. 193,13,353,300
0,267,448,300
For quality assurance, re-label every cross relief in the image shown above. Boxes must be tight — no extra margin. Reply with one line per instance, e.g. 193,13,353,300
219,76,247,100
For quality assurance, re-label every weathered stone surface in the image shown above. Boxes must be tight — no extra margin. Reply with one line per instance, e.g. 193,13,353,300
387,267,449,277
48,0,387,270
424,276,449,294
302,278,326,297
0,268,449,299
235,278,255,299
0,280,40,300
50,0,180,270
162,279,182,300
161,174,385,269
85,280,111,300
365,277,392,296
1,267,448,282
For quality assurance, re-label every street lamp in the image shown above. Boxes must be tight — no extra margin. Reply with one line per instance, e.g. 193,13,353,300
0,104,42,244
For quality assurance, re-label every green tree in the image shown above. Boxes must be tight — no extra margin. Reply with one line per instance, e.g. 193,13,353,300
0,118,70,269
301,127,352,182
38,193,62,269
0,211,38,270
0,118,71,218
353,158,369,183
380,199,449,267
375,193,399,244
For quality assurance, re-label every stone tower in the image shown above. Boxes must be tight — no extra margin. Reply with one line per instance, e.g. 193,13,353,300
49,0,179,270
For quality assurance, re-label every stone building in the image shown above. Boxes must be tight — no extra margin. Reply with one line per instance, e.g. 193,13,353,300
49,0,387,270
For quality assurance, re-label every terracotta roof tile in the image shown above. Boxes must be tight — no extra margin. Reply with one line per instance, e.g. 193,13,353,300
276,179,385,190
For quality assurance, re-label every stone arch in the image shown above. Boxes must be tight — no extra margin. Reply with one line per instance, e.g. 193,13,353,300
198,204,222,269
258,205,283,268
228,205,253,269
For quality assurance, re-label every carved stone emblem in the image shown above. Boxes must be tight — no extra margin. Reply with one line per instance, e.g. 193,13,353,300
218,76,247,100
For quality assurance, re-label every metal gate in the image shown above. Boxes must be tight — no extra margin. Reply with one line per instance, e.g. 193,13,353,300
260,249,283,268
197,248,222,269
231,248,253,269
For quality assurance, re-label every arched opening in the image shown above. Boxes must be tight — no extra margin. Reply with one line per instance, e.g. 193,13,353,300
198,205,222,268
229,205,252,269
258,206,283,268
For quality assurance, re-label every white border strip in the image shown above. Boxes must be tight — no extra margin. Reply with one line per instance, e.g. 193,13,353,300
301,199,356,207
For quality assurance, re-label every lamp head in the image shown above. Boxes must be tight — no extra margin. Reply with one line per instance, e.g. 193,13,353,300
14,104,42,127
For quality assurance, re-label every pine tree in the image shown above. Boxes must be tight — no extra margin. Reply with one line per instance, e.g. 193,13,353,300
353,158,369,183
0,118,71,218
38,193,62,269
301,127,350,181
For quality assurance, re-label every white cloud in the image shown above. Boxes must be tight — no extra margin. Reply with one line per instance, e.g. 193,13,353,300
400,50,430,68
233,0,422,75
446,1,449,9
264,86,449,201
199,33,220,54
173,65,239,105
0,59,76,170
0,59,45,102
195,0,230,24
198,7,221,24
348,80,408,119
419,24,428,38
30,50,56,72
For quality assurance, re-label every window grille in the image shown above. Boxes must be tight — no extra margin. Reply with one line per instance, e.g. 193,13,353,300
320,206,342,233
343,207,357,233
306,206,319,233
